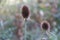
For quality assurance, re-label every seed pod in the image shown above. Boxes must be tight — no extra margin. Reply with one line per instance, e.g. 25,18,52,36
22,5,29,18
41,21,50,32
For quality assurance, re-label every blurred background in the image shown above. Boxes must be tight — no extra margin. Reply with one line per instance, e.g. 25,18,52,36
0,0,60,40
